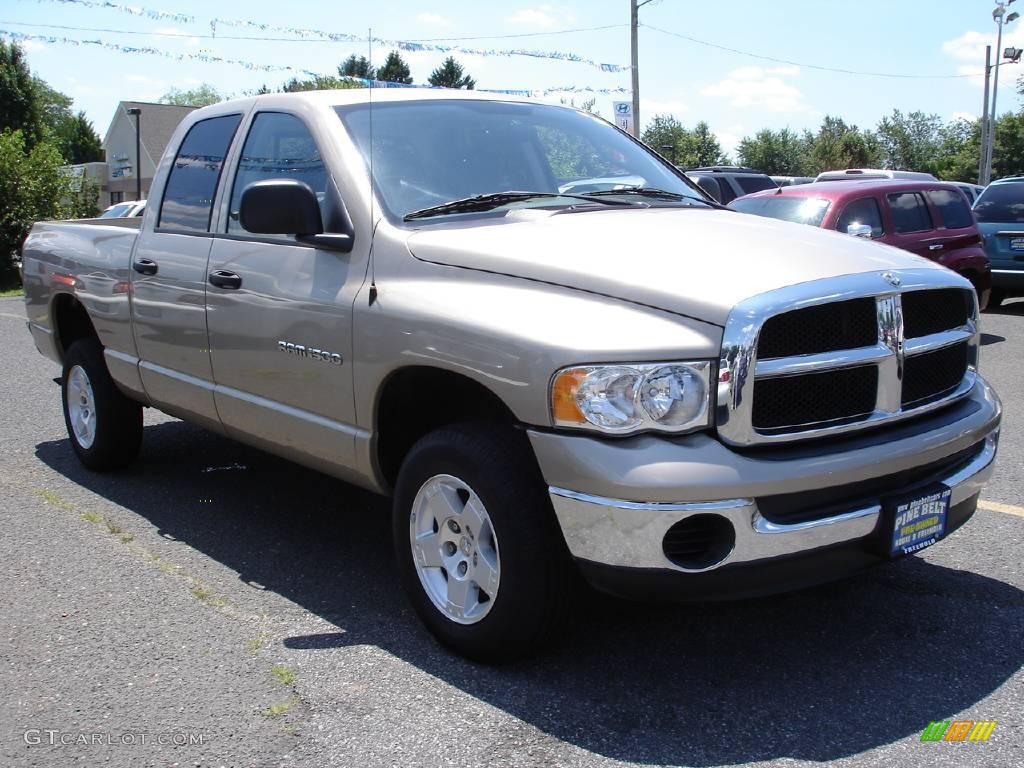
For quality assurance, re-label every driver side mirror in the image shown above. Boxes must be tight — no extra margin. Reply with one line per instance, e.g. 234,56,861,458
846,223,873,239
239,179,323,236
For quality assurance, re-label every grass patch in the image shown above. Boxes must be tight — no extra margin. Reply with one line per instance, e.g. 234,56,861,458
105,519,123,535
271,665,295,686
80,511,101,524
190,580,228,608
262,696,298,718
119,533,134,544
0,287,23,298
191,582,212,601
37,489,75,512
247,633,268,656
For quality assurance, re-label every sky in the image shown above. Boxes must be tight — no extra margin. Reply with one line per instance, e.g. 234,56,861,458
3,0,1021,156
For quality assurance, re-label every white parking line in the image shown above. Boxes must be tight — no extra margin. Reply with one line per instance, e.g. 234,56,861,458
979,499,1024,518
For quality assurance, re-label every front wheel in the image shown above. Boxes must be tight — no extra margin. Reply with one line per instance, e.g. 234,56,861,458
61,338,143,470
392,423,571,662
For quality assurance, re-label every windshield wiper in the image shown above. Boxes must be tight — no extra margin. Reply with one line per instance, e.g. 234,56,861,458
403,191,634,221
583,187,698,202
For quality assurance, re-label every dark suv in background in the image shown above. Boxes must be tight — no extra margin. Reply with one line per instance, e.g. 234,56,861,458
973,176,1024,307
684,166,777,204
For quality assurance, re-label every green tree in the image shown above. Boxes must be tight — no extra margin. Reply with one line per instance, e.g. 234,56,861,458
54,111,102,164
991,111,1024,179
428,56,475,89
737,128,808,175
159,84,226,107
0,129,95,287
0,41,43,147
690,121,728,167
641,114,693,165
875,109,943,173
804,116,880,174
376,51,413,84
933,118,981,182
338,54,375,80
281,75,365,92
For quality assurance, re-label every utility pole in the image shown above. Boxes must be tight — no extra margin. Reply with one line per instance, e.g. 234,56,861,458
630,0,640,137
630,0,654,138
980,46,991,185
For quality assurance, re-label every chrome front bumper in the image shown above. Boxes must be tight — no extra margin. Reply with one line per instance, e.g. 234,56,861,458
535,377,1001,575
548,432,997,572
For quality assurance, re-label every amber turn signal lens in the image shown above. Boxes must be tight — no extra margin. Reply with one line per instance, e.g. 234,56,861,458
551,368,588,424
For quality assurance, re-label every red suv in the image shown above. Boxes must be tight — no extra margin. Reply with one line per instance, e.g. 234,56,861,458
730,180,992,309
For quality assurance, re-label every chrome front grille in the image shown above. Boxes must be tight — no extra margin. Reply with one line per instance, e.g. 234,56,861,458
717,269,979,447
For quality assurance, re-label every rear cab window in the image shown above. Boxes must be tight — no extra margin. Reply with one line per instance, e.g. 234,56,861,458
886,192,933,234
734,175,777,195
158,114,243,232
926,189,973,229
836,197,885,238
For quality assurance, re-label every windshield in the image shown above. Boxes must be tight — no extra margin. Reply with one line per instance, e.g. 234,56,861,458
730,195,831,227
973,182,1024,223
336,99,707,221
101,203,132,218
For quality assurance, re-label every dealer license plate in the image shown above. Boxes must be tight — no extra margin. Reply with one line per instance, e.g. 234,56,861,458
889,487,951,557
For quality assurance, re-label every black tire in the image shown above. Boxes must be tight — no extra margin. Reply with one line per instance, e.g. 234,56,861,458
61,338,143,471
392,422,572,662
985,290,1004,310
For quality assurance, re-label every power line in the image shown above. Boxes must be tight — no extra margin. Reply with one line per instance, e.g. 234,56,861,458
643,23,983,80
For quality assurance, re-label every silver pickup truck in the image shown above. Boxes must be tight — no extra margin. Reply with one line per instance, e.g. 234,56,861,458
22,90,1001,661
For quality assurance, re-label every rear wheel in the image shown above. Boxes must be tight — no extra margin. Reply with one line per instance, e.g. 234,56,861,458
61,338,142,470
985,290,1005,310
392,423,571,662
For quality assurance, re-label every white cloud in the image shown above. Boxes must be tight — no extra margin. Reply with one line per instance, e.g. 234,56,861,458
21,40,47,53
699,65,812,113
509,5,565,28
950,110,977,123
416,12,451,27
942,29,1024,89
641,98,689,118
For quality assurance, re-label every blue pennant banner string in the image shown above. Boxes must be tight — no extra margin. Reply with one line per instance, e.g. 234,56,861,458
15,1,629,72
209,17,629,72
29,0,195,24
1,28,626,97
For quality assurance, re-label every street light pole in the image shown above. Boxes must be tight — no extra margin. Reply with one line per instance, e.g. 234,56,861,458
985,1,1018,183
980,45,991,185
127,107,142,200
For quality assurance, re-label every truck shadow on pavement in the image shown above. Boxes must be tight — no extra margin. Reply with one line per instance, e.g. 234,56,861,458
36,421,1024,766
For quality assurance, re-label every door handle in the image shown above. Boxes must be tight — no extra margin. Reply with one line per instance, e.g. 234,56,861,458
928,243,944,251
208,270,242,290
132,258,158,275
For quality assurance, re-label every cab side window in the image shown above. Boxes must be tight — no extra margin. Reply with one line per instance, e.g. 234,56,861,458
887,192,933,234
836,197,884,238
926,189,973,229
227,112,327,236
158,114,242,232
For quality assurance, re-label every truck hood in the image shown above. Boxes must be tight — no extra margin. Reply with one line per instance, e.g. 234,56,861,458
406,207,945,326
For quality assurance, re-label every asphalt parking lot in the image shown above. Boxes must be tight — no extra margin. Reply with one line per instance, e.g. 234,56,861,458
0,295,1022,768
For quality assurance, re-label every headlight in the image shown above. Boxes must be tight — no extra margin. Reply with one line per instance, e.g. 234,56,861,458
551,361,712,435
